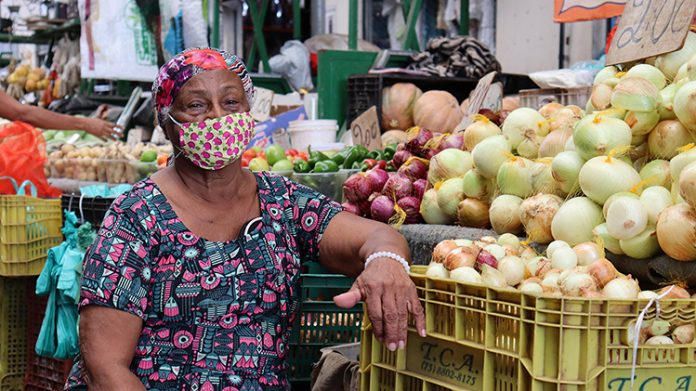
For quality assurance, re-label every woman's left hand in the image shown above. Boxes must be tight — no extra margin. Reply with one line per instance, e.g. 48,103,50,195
334,258,426,352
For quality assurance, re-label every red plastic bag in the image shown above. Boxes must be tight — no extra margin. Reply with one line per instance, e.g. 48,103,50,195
0,121,61,197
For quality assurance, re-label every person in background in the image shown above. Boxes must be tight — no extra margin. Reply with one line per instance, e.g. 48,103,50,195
65,48,424,390
0,90,121,140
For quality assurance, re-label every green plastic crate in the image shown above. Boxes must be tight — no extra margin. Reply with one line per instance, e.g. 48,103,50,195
288,271,363,385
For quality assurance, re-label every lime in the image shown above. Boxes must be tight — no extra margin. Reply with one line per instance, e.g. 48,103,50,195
265,145,286,166
271,159,293,171
140,150,158,162
248,157,270,172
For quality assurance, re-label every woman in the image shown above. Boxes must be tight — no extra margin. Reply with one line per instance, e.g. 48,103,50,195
0,90,121,139
66,48,424,390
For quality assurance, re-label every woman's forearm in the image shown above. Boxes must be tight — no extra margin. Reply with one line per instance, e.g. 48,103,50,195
86,367,147,391
16,103,89,131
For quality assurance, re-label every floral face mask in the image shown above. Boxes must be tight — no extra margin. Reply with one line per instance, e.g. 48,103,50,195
169,112,255,170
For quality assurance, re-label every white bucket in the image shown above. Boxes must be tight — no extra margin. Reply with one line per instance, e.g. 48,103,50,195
288,120,338,151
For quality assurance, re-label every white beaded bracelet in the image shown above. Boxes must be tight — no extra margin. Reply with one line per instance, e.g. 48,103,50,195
364,251,410,273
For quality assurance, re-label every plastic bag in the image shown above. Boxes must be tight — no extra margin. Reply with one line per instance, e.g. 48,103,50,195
0,121,61,197
528,69,594,89
269,40,314,92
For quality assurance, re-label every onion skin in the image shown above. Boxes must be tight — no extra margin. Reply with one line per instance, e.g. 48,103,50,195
674,81,696,131
437,177,466,218
647,120,695,159
406,127,434,157
420,189,454,225
457,198,490,228
611,76,660,112
679,161,696,209
472,135,512,178
552,197,605,246
343,174,376,202
645,336,674,345
476,250,499,271
672,324,695,344
444,246,479,271
392,150,413,169
383,174,413,200
433,240,459,263
450,266,483,284
426,262,449,279
427,149,473,184
602,276,640,299
658,285,691,299
412,179,427,200
520,194,564,244
370,195,395,223
397,196,422,224
398,158,429,181
587,258,617,288
366,169,389,193
489,195,524,234
640,159,672,189
560,271,597,297
463,117,501,150
656,204,696,261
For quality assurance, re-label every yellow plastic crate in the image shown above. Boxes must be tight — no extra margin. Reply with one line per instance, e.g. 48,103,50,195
359,265,696,390
0,194,61,276
0,278,29,389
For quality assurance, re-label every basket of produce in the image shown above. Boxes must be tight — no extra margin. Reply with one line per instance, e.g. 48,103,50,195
0,178,61,276
360,235,696,391
47,142,170,184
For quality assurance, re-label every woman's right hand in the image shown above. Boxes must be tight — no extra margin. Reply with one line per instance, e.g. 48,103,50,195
81,117,123,140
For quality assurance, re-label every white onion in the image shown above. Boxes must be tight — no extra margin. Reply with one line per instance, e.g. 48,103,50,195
640,186,673,224
462,169,495,200
611,77,660,112
669,145,696,183
594,66,619,85
497,157,535,198
541,269,562,290
672,324,695,344
539,128,572,158
498,256,526,286
655,32,696,80
428,149,473,184
658,83,679,120
480,264,508,289
587,258,617,287
606,195,649,240
457,198,490,228
517,135,542,159
502,108,549,150
483,244,507,261
579,156,641,205
551,197,604,246
549,108,581,133
463,115,502,150
638,290,659,300
551,246,578,271
538,102,563,119
560,271,597,297
679,161,696,209
551,151,584,194
426,262,449,279
472,135,512,178
437,177,466,218
676,63,690,82
498,233,521,251
546,240,570,259
656,203,696,261
626,64,666,90
639,159,672,189
619,225,660,259
648,120,694,159
573,115,632,160
593,223,624,255
573,242,604,266
421,189,455,225
519,194,564,244
526,256,551,277
602,276,640,299
674,81,696,131
489,195,524,234
624,110,660,136
519,279,544,295
531,158,563,197
603,192,639,219
645,336,674,345
450,266,483,284
590,83,613,110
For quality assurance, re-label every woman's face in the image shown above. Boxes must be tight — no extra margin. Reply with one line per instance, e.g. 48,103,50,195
164,69,250,142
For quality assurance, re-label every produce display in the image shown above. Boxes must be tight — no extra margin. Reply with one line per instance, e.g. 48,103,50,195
343,33,696,269
5,64,50,99
47,142,171,183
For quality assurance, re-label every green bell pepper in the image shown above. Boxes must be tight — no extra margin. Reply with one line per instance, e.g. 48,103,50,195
312,160,340,173
293,160,311,173
366,150,384,161
342,146,366,169
308,146,330,168
330,152,346,166
383,144,396,160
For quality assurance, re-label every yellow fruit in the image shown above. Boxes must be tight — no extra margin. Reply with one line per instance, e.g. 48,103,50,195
15,66,28,77
7,74,17,84
25,80,37,91
27,73,40,82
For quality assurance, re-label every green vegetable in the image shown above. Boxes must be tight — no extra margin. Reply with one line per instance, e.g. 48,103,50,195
383,144,396,160
366,150,384,160
294,160,311,173
330,152,346,165
342,146,369,169
308,146,330,167
312,160,340,173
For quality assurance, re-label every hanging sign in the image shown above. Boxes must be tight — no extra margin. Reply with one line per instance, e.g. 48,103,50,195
251,87,275,122
606,0,696,65
350,106,382,150
554,0,626,23
455,71,497,131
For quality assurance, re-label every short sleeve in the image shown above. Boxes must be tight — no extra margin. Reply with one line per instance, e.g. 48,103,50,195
288,180,342,263
78,193,155,320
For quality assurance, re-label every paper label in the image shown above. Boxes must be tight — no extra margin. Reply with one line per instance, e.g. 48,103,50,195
350,106,382,150
251,87,275,122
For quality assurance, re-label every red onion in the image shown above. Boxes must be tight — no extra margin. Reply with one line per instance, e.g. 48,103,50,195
475,249,498,271
478,109,502,126
412,179,427,200
398,158,428,181
397,196,422,224
391,150,413,169
439,133,465,151
370,195,396,223
342,202,362,215
383,174,413,200
406,128,434,156
365,168,389,192
343,174,374,202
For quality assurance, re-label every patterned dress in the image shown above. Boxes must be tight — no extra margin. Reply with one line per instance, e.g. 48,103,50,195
65,172,342,390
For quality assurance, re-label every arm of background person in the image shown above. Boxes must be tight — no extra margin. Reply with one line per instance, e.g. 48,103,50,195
0,90,121,139
79,306,147,391
319,212,426,352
